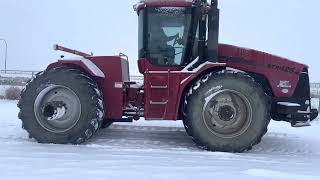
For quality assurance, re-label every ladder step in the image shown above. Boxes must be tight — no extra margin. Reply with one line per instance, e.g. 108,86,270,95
291,121,311,128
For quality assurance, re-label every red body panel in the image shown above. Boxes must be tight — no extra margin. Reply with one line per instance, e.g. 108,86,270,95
218,44,306,97
90,56,129,119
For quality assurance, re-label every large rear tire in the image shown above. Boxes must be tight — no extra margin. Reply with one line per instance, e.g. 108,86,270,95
183,70,270,152
18,68,104,144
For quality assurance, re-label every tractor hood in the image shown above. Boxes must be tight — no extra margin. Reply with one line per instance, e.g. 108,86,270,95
218,44,307,74
218,44,307,98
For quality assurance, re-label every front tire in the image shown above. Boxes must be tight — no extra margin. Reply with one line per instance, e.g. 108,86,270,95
184,70,270,152
18,68,104,144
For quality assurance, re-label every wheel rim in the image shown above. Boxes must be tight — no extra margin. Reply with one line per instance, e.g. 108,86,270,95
34,85,81,133
202,89,253,138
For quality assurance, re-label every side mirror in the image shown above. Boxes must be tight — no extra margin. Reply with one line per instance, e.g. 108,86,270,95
138,58,146,74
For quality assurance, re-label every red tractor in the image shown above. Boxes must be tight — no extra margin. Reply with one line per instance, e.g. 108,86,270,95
18,0,318,152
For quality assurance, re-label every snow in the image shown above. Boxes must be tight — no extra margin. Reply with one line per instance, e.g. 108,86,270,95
155,7,186,14
0,100,320,180
277,102,301,107
311,98,319,110
181,57,199,72
244,169,319,180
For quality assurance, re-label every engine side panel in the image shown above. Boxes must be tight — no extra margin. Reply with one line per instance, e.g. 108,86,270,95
90,56,129,119
218,44,306,98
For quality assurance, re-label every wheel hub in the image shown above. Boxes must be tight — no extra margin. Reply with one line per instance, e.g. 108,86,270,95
43,104,56,118
218,105,235,121
203,89,252,138
43,101,67,121
34,85,81,133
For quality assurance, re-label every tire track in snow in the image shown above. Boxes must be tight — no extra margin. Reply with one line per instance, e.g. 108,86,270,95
85,124,320,156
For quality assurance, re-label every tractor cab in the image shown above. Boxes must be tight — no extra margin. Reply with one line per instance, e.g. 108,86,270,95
134,0,220,72
136,1,194,67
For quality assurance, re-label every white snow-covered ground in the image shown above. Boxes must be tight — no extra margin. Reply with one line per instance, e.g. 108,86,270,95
312,98,319,110
0,100,319,180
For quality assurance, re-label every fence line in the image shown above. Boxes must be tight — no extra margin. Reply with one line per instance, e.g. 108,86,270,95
311,83,320,88
0,70,39,77
311,83,320,97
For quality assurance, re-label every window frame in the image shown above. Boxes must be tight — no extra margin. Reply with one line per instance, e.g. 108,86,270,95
141,6,194,67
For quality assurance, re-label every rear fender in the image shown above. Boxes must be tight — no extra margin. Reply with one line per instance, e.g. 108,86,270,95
175,62,226,119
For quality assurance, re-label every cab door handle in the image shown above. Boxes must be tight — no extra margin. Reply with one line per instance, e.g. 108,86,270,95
151,85,168,89
150,100,168,105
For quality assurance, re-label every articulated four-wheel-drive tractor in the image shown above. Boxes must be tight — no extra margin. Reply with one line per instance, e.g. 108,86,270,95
18,0,318,152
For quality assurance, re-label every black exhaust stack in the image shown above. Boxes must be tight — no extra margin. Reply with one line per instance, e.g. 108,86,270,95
207,0,220,62
197,0,208,64
188,0,220,70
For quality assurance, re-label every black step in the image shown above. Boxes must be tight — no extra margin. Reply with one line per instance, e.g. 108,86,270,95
107,117,134,123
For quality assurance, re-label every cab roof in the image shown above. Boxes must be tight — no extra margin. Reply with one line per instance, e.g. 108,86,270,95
134,0,193,12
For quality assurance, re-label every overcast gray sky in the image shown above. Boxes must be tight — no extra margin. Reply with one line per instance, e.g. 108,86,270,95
0,0,319,81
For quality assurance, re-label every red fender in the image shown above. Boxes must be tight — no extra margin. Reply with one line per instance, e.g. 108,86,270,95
47,58,105,78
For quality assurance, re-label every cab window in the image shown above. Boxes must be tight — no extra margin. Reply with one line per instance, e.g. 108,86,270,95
146,7,192,66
